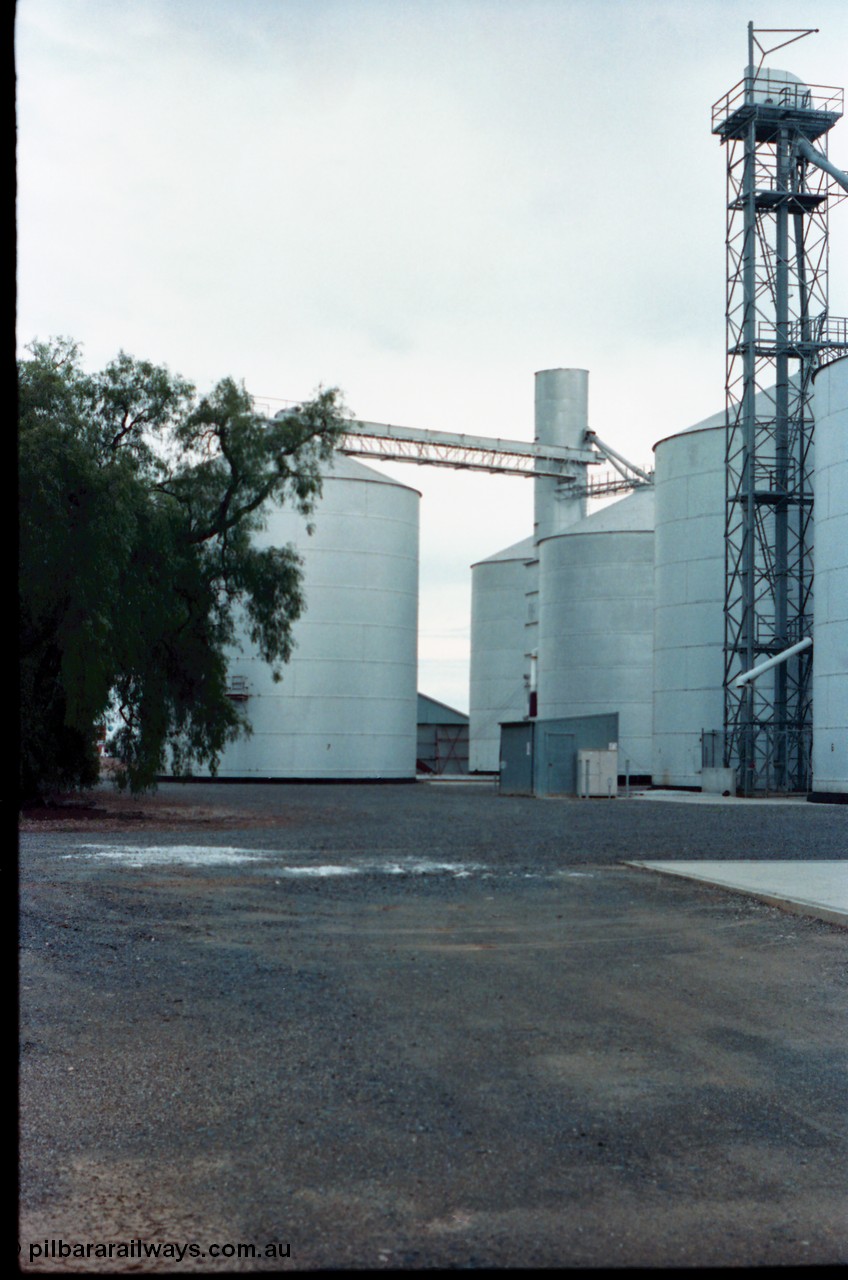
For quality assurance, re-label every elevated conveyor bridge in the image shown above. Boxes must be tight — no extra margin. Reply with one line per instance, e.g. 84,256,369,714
251,399,653,498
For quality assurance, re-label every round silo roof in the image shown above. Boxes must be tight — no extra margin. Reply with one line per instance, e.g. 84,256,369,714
538,486,655,543
471,534,538,570
653,376,804,453
653,406,725,453
325,450,422,495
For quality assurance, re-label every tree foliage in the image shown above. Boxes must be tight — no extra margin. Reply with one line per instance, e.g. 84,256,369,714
19,338,345,803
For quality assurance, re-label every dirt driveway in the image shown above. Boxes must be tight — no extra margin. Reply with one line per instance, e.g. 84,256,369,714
19,783,848,1269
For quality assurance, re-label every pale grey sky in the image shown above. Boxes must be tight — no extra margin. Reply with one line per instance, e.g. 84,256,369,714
16,0,848,709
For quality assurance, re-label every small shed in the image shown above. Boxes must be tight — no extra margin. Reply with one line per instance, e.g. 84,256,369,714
417,694,470,775
499,713,620,797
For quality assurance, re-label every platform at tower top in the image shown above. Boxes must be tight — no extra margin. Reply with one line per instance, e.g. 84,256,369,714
712,77,843,143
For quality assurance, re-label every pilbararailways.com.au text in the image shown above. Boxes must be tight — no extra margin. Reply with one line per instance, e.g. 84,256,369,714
23,1239,291,1263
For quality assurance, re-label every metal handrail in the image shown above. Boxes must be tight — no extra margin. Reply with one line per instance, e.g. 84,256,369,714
712,77,844,132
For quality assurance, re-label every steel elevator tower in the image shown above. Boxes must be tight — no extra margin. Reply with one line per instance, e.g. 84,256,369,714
712,24,848,794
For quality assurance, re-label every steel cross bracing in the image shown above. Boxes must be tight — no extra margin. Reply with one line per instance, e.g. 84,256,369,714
339,420,593,480
713,23,848,794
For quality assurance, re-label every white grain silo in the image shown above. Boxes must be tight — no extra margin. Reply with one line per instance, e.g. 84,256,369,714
651,380,808,789
469,536,535,772
651,409,725,787
811,354,848,800
536,485,656,782
203,453,420,779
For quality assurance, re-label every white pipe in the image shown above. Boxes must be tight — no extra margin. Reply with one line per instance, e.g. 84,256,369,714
796,137,848,195
734,636,812,687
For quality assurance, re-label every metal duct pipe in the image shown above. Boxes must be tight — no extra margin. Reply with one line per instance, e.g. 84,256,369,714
733,636,813,688
584,431,653,484
796,137,848,194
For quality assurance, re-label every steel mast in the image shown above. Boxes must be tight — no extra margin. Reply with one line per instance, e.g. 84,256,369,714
712,23,848,794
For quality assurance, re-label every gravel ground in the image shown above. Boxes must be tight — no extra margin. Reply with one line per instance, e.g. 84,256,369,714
18,781,848,1270
18,777,848,858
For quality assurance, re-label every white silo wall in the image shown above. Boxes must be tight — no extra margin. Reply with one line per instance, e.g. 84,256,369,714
537,487,655,779
469,536,535,772
202,453,419,779
812,355,848,798
651,415,726,787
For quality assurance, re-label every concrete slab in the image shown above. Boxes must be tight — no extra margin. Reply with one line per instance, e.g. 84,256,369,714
628,859,848,927
628,789,810,806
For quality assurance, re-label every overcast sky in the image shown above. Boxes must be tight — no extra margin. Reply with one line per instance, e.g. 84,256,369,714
16,0,848,711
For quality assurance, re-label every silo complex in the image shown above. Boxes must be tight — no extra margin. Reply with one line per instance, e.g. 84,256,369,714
202,454,420,779
651,412,725,786
469,368,658,782
811,355,848,799
469,536,535,773
469,367,848,794
537,487,656,781
466,32,848,794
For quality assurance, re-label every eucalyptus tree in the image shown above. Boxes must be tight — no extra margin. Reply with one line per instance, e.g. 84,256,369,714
19,338,345,802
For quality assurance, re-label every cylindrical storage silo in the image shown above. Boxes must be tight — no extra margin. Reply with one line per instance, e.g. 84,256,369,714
811,355,848,801
469,536,535,772
536,486,655,781
534,368,589,543
200,453,420,779
651,411,726,787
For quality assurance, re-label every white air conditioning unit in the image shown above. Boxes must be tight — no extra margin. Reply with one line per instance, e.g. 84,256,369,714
577,748,618,798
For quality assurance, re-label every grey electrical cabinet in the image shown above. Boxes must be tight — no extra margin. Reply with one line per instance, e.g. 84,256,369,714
576,748,619,798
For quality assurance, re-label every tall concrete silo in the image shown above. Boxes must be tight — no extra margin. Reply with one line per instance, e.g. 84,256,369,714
201,453,420,779
811,355,848,800
537,486,656,782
